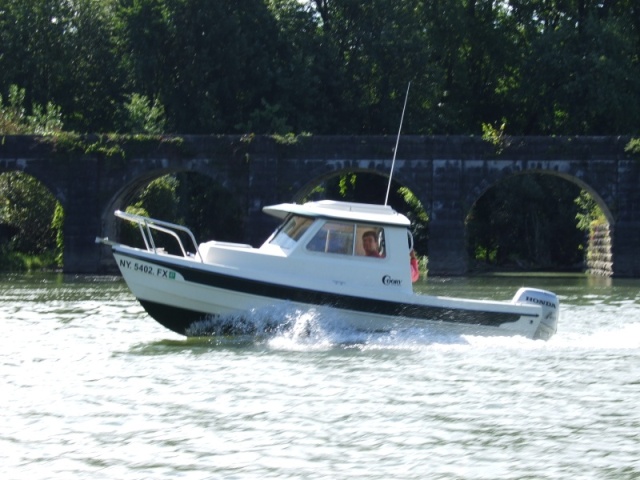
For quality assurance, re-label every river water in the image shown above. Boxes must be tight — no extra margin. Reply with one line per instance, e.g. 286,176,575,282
1,273,639,479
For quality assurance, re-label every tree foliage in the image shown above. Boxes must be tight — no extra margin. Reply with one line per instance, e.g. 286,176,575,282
0,0,123,132
0,85,63,134
1,0,638,135
466,174,585,270
1,0,635,270
0,171,62,259
575,190,606,231
123,93,166,134
304,172,430,255
122,173,244,252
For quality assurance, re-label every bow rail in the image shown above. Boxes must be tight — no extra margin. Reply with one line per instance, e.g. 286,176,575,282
110,210,203,262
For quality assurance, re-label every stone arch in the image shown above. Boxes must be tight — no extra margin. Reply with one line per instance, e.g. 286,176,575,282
97,163,240,272
0,169,64,265
463,167,614,274
291,161,423,206
293,165,385,203
464,169,614,225
0,163,67,207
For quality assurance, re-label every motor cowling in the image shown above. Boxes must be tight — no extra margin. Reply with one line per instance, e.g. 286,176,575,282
513,287,559,340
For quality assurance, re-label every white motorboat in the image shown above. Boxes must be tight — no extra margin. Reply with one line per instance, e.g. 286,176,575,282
98,200,559,340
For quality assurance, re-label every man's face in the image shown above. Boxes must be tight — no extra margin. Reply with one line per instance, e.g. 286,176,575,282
363,234,378,255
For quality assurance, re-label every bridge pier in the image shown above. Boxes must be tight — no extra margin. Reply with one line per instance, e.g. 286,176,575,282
612,222,640,277
62,157,103,273
427,219,468,276
425,157,468,276
64,212,102,273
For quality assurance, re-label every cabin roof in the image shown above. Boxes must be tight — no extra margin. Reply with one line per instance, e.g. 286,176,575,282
263,200,411,227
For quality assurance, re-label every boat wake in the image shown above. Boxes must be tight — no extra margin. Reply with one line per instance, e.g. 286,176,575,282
548,320,640,350
184,303,480,350
185,304,362,347
185,305,294,337
143,300,640,353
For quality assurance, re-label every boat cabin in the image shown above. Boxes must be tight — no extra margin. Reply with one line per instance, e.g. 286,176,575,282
196,201,417,296
262,201,416,292
269,212,390,257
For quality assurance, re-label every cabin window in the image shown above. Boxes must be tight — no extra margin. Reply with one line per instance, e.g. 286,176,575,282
356,226,386,258
306,222,386,258
269,215,314,249
306,221,354,255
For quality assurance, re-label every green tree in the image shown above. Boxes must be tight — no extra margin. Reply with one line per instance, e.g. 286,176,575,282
0,0,123,132
467,174,584,269
121,175,179,249
63,0,124,131
2,0,640,135
0,172,60,255
123,93,167,134
575,190,606,232
398,186,429,256
308,0,441,134
123,173,244,248
501,0,640,134
0,84,63,134
626,138,640,156
303,171,429,254
51,202,64,266
131,175,180,221
431,0,517,134
0,85,64,269
175,173,245,243
117,0,284,133
114,0,172,128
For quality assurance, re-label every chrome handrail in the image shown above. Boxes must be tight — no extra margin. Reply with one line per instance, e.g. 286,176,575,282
114,210,203,262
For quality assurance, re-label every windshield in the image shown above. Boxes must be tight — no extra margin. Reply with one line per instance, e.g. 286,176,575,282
269,215,314,249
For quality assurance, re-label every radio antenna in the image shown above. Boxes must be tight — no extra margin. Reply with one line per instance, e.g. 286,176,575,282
385,81,411,206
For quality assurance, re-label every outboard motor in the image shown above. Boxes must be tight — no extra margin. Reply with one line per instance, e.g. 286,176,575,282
513,287,559,340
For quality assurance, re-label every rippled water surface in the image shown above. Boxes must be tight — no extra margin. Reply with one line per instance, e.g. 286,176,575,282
1,273,639,479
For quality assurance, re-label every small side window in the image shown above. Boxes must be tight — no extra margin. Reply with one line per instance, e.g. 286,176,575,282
356,226,385,258
306,221,354,255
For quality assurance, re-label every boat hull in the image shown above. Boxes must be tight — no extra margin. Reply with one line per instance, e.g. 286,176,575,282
113,247,557,340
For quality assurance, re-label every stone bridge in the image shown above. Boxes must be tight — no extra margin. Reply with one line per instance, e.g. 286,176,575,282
1,135,638,276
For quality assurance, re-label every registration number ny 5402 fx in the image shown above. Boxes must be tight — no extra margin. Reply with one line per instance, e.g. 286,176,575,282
119,258,176,279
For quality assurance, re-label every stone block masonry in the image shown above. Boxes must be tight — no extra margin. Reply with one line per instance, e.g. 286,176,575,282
1,135,639,277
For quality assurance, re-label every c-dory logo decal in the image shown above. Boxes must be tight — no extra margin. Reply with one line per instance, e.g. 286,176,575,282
119,259,177,279
382,275,402,286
